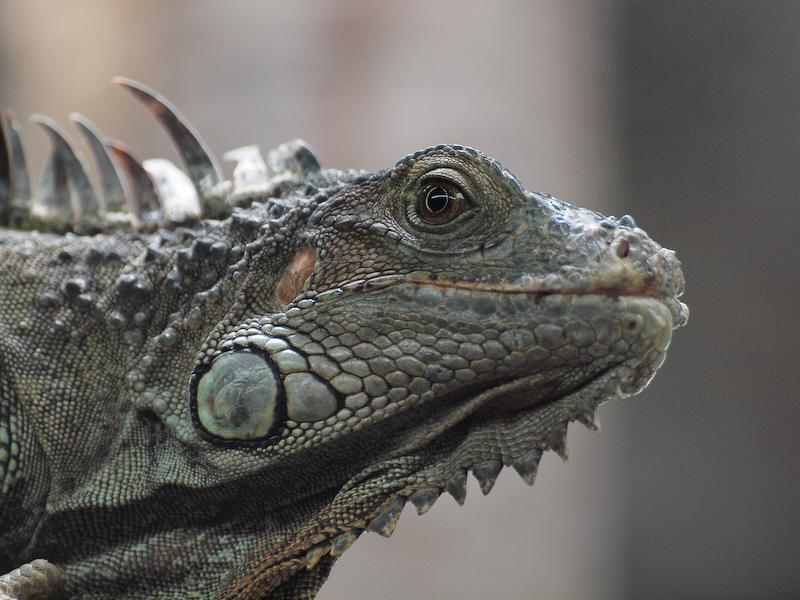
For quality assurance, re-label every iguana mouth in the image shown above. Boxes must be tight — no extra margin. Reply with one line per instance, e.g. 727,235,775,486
312,269,689,328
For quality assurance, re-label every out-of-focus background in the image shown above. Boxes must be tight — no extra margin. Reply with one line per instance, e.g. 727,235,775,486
1,1,797,598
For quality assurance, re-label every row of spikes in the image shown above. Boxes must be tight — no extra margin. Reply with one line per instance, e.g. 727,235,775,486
302,410,599,571
0,78,322,233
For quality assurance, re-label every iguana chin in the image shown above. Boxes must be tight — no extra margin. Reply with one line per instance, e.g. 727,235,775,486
0,78,688,599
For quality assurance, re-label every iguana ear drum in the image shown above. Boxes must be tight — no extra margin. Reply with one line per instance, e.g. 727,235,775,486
193,345,344,442
277,247,317,308
195,351,281,440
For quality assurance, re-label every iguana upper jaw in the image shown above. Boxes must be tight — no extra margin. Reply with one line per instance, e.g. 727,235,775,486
399,273,689,329
313,269,688,334
310,221,689,331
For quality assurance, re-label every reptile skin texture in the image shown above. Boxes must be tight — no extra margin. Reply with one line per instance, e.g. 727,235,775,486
0,79,688,599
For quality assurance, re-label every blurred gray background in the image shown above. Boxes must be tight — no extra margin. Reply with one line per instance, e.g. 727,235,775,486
1,1,797,598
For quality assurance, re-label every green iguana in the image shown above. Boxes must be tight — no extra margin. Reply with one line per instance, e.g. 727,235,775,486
0,78,688,599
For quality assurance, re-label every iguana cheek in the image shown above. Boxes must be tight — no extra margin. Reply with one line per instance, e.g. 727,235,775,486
196,352,279,439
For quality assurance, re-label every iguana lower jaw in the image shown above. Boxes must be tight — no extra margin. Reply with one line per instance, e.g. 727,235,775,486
230,294,676,595
238,357,652,596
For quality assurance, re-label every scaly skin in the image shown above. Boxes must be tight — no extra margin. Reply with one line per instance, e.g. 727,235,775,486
0,81,688,599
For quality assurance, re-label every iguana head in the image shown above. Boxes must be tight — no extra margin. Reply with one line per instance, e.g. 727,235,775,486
185,145,687,597
2,80,687,598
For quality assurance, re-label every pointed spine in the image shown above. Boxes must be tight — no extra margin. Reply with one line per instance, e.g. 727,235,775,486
267,138,322,176
4,111,32,226
31,115,101,224
329,530,360,558
70,113,129,213
106,139,161,227
366,496,406,538
472,460,503,496
408,488,440,516
445,470,468,505
512,449,543,486
142,158,201,225
550,422,569,460
577,407,599,431
0,111,9,224
112,77,225,208
35,148,71,229
224,145,269,192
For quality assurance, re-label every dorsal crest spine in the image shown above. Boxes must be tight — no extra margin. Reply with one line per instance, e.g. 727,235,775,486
0,78,325,235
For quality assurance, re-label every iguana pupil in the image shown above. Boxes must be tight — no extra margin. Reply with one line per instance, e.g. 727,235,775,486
417,179,468,224
425,186,451,212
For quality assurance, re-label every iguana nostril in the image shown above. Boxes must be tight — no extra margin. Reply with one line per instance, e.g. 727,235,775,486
615,237,630,259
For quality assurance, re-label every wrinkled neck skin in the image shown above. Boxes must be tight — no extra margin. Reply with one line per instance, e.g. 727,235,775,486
1,145,687,599
0,194,433,597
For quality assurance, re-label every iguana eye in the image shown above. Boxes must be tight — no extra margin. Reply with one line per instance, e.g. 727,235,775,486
195,352,280,440
416,179,470,225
